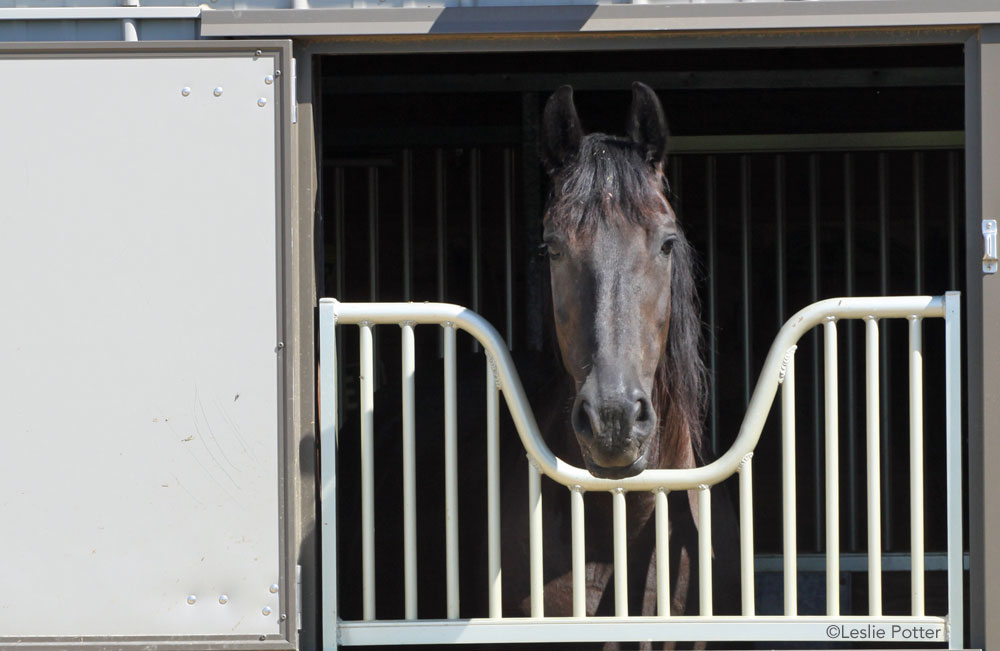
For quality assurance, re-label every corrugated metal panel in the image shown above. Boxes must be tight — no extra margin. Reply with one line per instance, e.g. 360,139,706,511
0,4,199,41
0,19,196,41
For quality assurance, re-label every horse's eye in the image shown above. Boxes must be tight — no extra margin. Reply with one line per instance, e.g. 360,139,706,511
547,245,563,261
660,237,677,257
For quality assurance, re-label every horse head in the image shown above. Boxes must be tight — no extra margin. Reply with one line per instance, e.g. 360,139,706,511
541,83,705,479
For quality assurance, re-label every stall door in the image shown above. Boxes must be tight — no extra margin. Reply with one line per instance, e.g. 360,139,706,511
0,42,293,648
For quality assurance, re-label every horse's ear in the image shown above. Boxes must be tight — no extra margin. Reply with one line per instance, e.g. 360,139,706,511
627,82,668,164
541,85,583,175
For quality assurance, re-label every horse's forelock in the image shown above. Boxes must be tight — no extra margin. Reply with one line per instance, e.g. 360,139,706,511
545,134,669,238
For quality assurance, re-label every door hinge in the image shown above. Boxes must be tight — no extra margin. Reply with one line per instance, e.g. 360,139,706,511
984,219,997,274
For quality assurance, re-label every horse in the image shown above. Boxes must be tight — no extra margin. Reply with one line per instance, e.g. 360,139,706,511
335,82,737,649
497,83,738,649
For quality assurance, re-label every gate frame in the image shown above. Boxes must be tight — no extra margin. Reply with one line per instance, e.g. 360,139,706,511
319,294,962,649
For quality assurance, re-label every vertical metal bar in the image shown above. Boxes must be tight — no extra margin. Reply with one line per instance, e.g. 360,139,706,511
360,323,376,621
944,292,963,650
824,317,839,617
571,486,586,618
486,355,501,619
741,155,752,408
739,455,755,617
319,301,339,649
528,461,544,618
401,323,418,620
844,153,859,553
443,323,459,619
699,486,713,616
368,168,379,388
706,157,719,457
914,152,924,295
775,155,786,327
334,168,346,300
865,316,883,616
947,151,959,291
436,150,447,357
878,154,893,551
334,167,346,428
655,489,670,617
470,148,481,353
810,154,823,553
122,17,138,41
402,149,413,301
503,148,514,350
909,316,925,617
613,489,628,617
521,92,544,353
368,167,379,302
782,350,797,616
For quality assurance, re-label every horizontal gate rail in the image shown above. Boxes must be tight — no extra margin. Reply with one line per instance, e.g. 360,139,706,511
339,616,948,646
319,293,963,649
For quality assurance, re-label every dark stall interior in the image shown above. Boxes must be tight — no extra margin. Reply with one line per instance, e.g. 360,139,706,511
318,44,966,623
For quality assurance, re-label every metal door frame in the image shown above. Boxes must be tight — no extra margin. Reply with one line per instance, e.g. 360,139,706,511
0,39,302,651
287,22,998,650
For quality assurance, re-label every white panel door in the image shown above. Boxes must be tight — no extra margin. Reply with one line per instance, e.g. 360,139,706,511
0,45,288,641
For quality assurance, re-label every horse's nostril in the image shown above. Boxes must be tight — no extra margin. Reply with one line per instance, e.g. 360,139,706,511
572,399,595,439
635,397,653,424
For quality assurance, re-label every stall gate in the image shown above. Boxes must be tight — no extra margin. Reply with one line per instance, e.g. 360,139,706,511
319,293,963,649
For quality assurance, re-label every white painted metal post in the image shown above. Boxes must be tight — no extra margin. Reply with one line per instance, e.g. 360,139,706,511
865,316,882,616
739,454,755,616
319,301,340,651
401,322,418,620
486,355,502,619
121,0,138,41
360,323,376,621
699,486,713,616
944,292,963,650
824,318,839,617
655,489,670,617
781,347,798,616
528,461,544,617
908,316,925,617
613,489,629,617
443,323,459,619
571,486,586,618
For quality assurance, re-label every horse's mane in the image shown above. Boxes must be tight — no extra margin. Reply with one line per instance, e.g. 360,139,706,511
544,132,708,465
655,227,708,463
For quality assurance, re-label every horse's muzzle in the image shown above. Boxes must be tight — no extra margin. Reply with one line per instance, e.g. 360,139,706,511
571,388,655,477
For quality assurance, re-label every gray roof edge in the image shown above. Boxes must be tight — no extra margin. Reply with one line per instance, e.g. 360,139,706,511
199,2,1000,38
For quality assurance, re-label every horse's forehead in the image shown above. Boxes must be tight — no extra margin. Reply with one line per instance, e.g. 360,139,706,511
567,203,674,248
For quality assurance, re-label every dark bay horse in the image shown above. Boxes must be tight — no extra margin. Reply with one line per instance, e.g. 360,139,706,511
336,83,736,649
498,84,737,648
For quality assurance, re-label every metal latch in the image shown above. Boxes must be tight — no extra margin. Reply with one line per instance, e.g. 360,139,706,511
296,564,303,631
984,219,998,274
291,57,298,125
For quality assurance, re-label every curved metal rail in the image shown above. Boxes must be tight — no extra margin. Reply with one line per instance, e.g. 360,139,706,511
319,293,963,649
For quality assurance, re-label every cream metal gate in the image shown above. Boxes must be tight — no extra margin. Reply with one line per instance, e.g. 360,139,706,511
319,293,962,648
